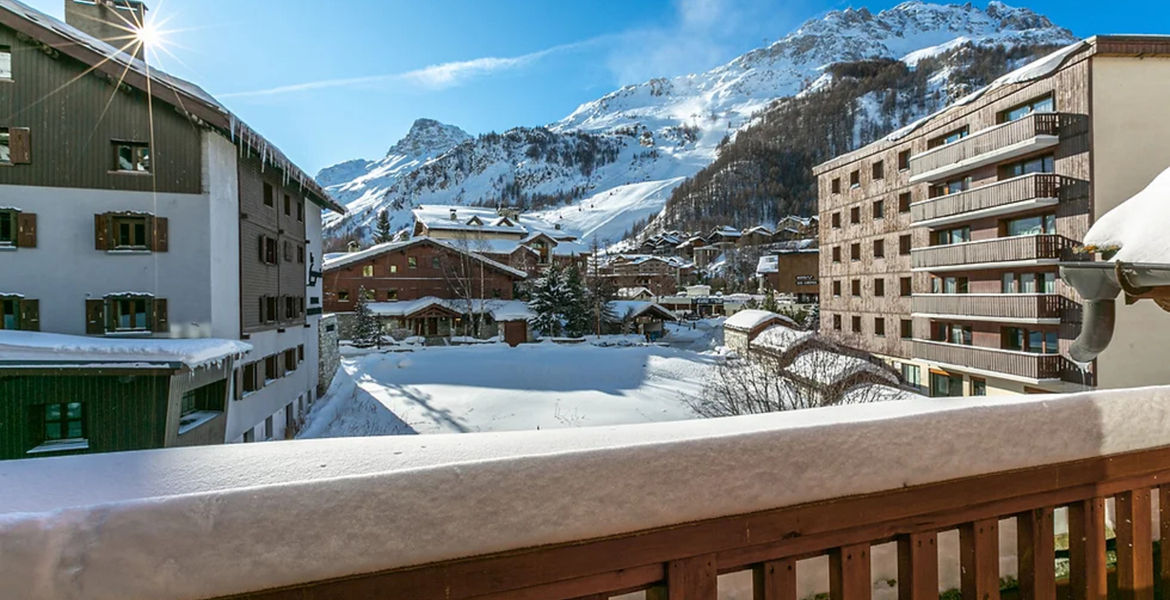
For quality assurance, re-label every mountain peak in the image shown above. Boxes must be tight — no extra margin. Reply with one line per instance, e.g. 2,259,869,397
387,118,471,158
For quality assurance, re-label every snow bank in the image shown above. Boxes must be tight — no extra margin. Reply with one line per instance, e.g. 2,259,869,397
1083,165,1170,263
0,330,250,369
5,387,1170,600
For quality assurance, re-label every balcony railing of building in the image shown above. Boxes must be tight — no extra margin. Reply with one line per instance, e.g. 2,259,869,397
912,293,1068,323
909,113,1070,184
6,389,1170,600
911,234,1073,272
910,173,1076,228
914,339,1067,381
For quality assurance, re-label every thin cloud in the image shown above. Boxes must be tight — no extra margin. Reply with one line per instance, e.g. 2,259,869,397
220,39,599,99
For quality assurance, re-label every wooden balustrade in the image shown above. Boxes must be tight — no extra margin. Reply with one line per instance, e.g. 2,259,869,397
910,113,1064,178
214,445,1170,600
914,339,1066,380
911,174,1064,225
912,294,1065,321
911,235,1070,270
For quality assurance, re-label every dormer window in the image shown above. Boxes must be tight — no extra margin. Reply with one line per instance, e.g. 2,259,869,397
467,216,484,226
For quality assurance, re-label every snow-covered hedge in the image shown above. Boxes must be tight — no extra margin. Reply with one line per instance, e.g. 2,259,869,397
5,387,1170,600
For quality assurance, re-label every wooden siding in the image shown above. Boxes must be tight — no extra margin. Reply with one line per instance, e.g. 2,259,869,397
0,24,202,194
913,340,1067,381
912,294,1069,321
0,371,171,460
911,235,1072,270
908,113,1064,177
239,152,307,334
763,252,820,297
910,174,1072,224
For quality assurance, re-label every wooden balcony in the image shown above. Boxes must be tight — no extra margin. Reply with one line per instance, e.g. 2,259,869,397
914,339,1066,381
912,294,1066,323
909,113,1065,183
911,174,1064,228
911,234,1071,272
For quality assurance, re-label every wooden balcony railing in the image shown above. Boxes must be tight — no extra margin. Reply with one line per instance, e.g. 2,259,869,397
911,234,1071,270
912,294,1066,321
914,339,1066,380
910,113,1064,179
911,174,1063,226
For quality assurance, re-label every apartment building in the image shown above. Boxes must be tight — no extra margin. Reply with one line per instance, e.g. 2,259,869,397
0,1,344,456
814,36,1170,397
411,205,588,276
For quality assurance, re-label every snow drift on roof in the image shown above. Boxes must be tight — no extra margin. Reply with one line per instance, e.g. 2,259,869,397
1082,165,1170,263
0,330,250,369
752,324,816,354
724,309,796,331
757,256,779,274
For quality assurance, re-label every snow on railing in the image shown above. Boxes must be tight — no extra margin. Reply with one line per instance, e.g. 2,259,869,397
5,387,1170,600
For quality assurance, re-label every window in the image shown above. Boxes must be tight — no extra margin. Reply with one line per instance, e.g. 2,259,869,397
243,363,259,394
113,215,149,249
432,256,441,269
265,415,274,440
831,178,841,194
933,323,972,346
265,355,279,382
408,256,417,269
971,377,987,396
899,234,912,255
898,149,911,171
262,236,278,264
43,402,85,442
285,296,297,320
284,348,298,373
931,177,971,198
362,265,374,277
180,389,199,416
338,289,350,303
851,316,862,333
873,239,885,258
284,194,291,216
850,170,860,188
832,280,842,297
0,128,8,163
261,296,277,323
833,314,842,331
387,289,398,301
898,192,912,213
872,160,885,180
851,279,861,297
928,127,969,149
1043,272,1057,294
112,296,150,331
831,212,841,229
362,288,376,301
1,297,18,330
1005,213,1055,237
874,317,886,337
297,245,305,264
850,243,860,261
1003,327,1059,354
900,277,912,297
935,227,970,246
850,206,860,224
874,278,885,297
1001,94,1054,123
0,209,12,245
390,264,398,273
872,200,884,220
298,344,305,362
114,141,150,172
902,363,921,387
900,319,913,339
930,372,964,398
0,45,10,79
244,429,255,443
263,183,274,207
1002,154,1054,179
832,246,841,263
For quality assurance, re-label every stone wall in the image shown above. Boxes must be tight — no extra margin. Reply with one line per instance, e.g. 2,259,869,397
318,314,341,396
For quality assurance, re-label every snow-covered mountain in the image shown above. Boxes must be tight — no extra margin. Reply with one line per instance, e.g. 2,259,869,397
320,1,1076,246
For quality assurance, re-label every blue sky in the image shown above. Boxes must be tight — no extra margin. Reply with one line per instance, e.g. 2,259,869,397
20,0,1170,173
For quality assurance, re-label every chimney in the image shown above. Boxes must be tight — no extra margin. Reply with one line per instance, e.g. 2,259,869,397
449,208,457,221
65,0,149,55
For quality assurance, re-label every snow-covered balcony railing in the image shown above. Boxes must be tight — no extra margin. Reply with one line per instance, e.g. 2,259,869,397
9,390,1170,600
909,113,1072,184
910,174,1080,229
912,293,1071,324
913,339,1069,382
911,234,1074,272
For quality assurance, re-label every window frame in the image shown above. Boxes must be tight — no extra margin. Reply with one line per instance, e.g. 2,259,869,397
849,170,860,189
999,94,1055,124
109,294,152,333
851,315,862,333
42,402,86,444
112,214,150,250
0,127,9,165
0,208,15,245
897,149,911,171
872,199,884,220
872,160,884,181
898,192,912,213
874,317,886,337
873,238,885,259
112,141,151,173
0,44,11,81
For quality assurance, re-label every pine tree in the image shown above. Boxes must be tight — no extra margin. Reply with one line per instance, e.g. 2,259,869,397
529,266,567,338
374,209,393,244
351,287,382,348
762,289,779,313
562,267,592,338
803,303,821,332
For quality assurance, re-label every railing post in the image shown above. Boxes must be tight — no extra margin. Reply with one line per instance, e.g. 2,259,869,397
898,532,939,600
648,555,718,600
754,558,797,600
960,518,1000,600
1017,508,1056,600
1116,489,1154,600
831,543,872,600
1068,498,1108,600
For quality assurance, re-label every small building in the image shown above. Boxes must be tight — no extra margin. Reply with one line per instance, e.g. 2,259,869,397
617,287,655,301
722,310,798,355
739,226,774,247
756,240,820,303
610,301,678,341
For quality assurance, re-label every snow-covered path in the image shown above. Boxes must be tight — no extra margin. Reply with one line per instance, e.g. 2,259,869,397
300,343,720,438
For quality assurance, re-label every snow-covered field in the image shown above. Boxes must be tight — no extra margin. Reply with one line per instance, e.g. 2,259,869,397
300,341,722,438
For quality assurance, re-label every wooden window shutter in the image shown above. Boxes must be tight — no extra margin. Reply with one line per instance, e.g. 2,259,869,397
19,299,39,331
233,367,244,400
16,213,35,248
153,298,169,333
152,217,168,252
85,299,105,334
94,213,110,250
105,299,117,333
9,128,30,164
259,235,266,263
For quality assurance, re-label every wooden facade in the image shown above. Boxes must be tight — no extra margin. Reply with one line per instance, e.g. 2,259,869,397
761,252,820,298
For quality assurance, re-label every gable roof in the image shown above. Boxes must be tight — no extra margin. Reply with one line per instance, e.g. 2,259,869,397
609,301,677,322
0,0,344,214
322,237,528,279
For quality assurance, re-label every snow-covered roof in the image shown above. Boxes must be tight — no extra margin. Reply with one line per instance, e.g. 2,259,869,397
787,349,898,387
322,237,527,279
609,300,677,321
757,255,779,274
744,225,774,236
607,253,693,269
0,330,250,370
768,238,819,253
367,297,535,322
366,297,453,318
724,309,796,332
617,287,653,299
0,0,341,212
7,387,1170,600
1083,165,1170,263
753,324,815,354
415,205,530,235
